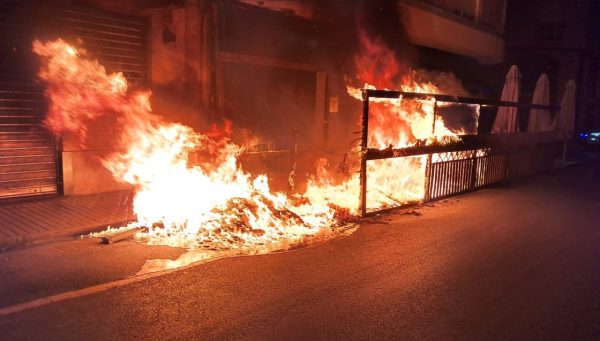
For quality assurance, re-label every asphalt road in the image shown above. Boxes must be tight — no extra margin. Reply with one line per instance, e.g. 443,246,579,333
0,161,599,340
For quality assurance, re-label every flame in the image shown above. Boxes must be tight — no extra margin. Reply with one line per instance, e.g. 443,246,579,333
305,33,463,211
204,119,233,140
33,35,467,271
33,39,348,257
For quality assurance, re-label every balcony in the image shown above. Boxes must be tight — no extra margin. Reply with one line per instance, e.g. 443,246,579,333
400,0,507,63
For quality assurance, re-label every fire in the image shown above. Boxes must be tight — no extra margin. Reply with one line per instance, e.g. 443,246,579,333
33,34,465,270
347,33,461,148
33,39,347,255
305,33,464,212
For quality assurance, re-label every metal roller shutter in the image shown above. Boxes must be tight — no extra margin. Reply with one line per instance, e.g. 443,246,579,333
0,2,147,200
56,6,148,88
0,3,57,199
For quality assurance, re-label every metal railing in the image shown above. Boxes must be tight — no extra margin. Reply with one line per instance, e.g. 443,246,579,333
358,88,561,217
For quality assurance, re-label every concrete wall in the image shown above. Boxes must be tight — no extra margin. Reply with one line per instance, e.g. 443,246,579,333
147,2,216,120
61,129,131,196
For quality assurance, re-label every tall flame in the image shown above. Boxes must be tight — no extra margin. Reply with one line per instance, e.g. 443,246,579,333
33,39,346,253
304,33,463,211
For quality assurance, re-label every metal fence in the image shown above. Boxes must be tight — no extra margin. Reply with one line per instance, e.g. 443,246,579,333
359,89,560,217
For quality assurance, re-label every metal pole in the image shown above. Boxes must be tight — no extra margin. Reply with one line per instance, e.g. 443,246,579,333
423,100,437,202
359,90,369,218
470,150,478,190
431,100,437,134
364,89,559,111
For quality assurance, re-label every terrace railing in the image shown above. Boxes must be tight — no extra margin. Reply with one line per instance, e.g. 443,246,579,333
358,88,561,217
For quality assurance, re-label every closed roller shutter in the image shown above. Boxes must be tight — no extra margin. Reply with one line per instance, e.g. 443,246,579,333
56,7,148,88
0,2,147,200
0,3,57,199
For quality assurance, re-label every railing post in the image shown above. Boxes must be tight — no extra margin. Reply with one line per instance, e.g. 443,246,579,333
359,90,369,218
424,155,432,202
470,150,478,190
423,100,437,202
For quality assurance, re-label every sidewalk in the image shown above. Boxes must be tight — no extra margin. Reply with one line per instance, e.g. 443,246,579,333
0,191,134,251
0,157,587,252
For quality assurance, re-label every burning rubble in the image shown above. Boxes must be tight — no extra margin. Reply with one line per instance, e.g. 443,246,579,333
32,33,464,270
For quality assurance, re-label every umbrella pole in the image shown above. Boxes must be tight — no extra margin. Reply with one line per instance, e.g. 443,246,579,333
562,139,567,162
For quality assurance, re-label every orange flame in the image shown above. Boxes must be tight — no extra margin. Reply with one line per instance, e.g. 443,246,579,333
33,39,347,254
204,119,233,140
305,34,463,211
33,35,466,270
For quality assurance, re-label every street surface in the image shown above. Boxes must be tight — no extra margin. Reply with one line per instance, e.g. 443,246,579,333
0,161,599,340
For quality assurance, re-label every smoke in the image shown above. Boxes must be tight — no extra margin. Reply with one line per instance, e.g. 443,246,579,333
311,0,474,98
310,0,416,78
357,0,415,74
411,69,470,97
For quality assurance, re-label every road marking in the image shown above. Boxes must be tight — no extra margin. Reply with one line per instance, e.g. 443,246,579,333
0,251,236,318
0,249,243,318
0,268,174,317
0,250,299,317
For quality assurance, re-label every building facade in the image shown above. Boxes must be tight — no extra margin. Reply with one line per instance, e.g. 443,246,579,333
0,0,511,199
504,0,600,131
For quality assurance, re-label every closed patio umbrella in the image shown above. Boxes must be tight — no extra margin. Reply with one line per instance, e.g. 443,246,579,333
554,80,576,161
492,65,520,134
528,73,552,132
